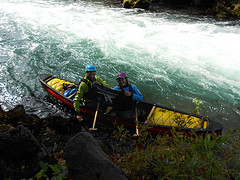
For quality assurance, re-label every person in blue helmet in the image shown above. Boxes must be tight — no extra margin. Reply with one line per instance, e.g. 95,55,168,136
73,64,110,122
112,72,143,119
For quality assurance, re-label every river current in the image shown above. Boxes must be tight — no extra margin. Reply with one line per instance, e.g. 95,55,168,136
0,0,240,133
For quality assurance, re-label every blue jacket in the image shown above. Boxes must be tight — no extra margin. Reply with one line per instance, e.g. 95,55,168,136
112,84,143,102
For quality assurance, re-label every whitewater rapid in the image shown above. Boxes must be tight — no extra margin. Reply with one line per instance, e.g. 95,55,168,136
0,0,240,132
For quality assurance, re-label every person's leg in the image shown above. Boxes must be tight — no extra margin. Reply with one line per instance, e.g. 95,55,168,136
85,101,98,109
117,110,135,120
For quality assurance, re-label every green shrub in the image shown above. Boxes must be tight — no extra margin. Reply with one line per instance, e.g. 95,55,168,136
113,127,240,179
34,161,66,180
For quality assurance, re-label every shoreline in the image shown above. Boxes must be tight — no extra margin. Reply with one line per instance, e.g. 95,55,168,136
118,0,240,19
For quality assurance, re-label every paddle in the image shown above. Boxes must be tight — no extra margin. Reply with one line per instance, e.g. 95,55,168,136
105,106,113,114
145,105,156,123
89,102,100,130
133,102,139,136
68,91,76,99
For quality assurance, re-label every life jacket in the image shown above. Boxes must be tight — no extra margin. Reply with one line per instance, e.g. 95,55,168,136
116,84,135,111
79,78,97,101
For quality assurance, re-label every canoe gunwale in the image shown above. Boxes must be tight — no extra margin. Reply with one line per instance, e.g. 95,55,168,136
39,74,77,103
39,74,223,135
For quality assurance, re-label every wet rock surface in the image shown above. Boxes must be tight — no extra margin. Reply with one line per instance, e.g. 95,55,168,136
121,0,240,19
64,132,128,180
0,105,126,179
0,125,50,179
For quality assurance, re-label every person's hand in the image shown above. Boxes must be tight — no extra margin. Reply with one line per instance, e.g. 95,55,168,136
124,91,132,96
76,115,83,122
93,81,101,85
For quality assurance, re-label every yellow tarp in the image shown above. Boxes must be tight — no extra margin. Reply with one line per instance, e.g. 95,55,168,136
147,107,207,129
47,78,76,94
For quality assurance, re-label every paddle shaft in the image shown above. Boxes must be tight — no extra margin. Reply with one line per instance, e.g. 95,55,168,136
68,91,76,98
89,102,100,130
135,106,139,135
146,105,156,122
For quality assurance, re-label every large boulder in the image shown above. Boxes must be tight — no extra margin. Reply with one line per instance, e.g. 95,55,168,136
0,105,41,131
0,105,30,125
123,0,150,9
0,125,49,179
63,132,128,180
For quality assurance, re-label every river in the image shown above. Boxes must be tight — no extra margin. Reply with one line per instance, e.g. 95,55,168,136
0,0,240,133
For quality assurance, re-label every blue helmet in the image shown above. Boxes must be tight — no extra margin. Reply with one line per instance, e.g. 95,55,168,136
85,64,96,72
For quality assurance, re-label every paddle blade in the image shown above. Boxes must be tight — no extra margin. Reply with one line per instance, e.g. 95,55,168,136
89,128,98,130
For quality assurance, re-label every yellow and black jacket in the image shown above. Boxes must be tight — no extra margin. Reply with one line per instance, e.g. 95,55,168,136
73,76,110,113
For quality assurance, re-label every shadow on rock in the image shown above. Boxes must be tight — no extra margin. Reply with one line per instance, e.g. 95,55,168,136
64,132,128,180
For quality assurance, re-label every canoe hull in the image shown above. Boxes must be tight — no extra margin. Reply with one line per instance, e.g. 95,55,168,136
39,74,223,136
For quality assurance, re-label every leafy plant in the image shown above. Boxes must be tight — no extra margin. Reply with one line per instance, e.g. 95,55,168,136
49,164,67,180
35,161,48,179
34,161,66,180
113,125,240,179
192,97,202,115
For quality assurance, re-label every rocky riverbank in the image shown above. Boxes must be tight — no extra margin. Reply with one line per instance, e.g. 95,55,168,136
121,0,240,19
0,105,126,179
1,105,239,179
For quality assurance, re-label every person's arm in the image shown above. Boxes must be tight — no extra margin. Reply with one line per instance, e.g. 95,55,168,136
73,82,88,112
131,85,143,102
112,86,120,91
95,76,110,88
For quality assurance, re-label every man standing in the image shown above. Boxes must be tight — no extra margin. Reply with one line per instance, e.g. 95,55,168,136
73,64,110,122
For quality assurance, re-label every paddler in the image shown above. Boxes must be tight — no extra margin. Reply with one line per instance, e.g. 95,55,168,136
73,64,110,122
112,72,143,119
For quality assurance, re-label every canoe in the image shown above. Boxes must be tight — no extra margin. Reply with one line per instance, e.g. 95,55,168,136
39,74,223,136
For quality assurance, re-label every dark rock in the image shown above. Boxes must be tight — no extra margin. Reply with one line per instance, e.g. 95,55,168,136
0,105,31,127
135,0,150,9
43,115,83,134
123,0,133,8
123,0,149,9
0,106,5,119
63,132,128,180
160,0,215,7
0,125,50,179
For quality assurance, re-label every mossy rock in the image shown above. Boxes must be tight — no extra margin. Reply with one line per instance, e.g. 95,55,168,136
215,1,240,18
123,0,133,8
123,0,150,9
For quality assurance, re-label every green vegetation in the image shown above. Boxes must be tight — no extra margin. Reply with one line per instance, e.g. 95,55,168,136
111,98,240,179
20,161,67,180
35,161,67,180
214,0,240,18
192,97,202,115
113,126,240,179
